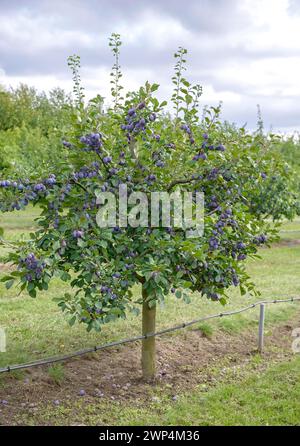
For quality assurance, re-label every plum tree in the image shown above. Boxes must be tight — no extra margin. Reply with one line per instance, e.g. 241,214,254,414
0,36,289,380
213,116,300,222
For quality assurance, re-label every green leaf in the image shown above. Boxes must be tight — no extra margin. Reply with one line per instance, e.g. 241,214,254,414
61,272,71,282
77,238,86,248
151,83,160,92
27,282,35,292
219,297,227,306
5,279,14,290
1,275,14,282
28,288,37,298
183,293,191,304
52,240,61,251
69,316,76,326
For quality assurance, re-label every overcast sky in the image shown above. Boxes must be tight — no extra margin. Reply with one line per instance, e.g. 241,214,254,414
0,0,300,132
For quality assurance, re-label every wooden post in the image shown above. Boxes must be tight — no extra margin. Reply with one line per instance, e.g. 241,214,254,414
141,288,156,380
258,303,265,353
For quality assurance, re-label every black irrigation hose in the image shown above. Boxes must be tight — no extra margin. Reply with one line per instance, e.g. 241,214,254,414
0,296,299,374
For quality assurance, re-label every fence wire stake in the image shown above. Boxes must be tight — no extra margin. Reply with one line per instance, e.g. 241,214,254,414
258,303,265,353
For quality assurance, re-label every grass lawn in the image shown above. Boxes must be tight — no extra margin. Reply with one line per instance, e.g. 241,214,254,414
279,217,300,241
0,208,300,426
163,356,300,426
23,355,299,426
134,355,300,426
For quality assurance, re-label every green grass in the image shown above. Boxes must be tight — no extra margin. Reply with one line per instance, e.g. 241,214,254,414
47,364,65,385
197,322,214,338
0,205,41,260
17,355,300,426
153,356,300,426
1,208,300,369
1,208,300,426
0,204,40,243
279,217,300,241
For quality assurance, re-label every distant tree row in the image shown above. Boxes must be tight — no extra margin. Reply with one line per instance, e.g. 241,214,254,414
0,84,75,175
0,84,72,133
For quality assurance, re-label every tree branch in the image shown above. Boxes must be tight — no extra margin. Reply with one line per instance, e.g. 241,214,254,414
167,177,199,192
70,179,89,193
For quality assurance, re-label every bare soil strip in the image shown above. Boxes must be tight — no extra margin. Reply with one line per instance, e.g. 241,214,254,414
0,310,299,425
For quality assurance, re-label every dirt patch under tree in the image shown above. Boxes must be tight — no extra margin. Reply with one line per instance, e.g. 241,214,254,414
0,309,299,425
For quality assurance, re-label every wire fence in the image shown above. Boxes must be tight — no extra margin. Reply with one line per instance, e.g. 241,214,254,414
1,296,299,374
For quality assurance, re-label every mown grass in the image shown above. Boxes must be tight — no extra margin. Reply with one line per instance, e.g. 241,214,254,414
278,217,300,241
15,355,300,426
1,208,300,426
147,356,300,426
0,208,300,370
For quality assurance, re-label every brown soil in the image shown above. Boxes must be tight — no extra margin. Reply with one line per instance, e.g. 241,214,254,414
0,311,299,426
272,238,300,248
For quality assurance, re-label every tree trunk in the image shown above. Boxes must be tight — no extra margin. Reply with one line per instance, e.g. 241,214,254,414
141,288,156,380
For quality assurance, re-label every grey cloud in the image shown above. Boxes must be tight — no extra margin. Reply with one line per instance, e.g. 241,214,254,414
221,97,300,132
0,0,299,130
288,0,300,14
0,0,272,76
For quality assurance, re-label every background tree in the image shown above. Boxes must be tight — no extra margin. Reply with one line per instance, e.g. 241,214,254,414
0,84,74,176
